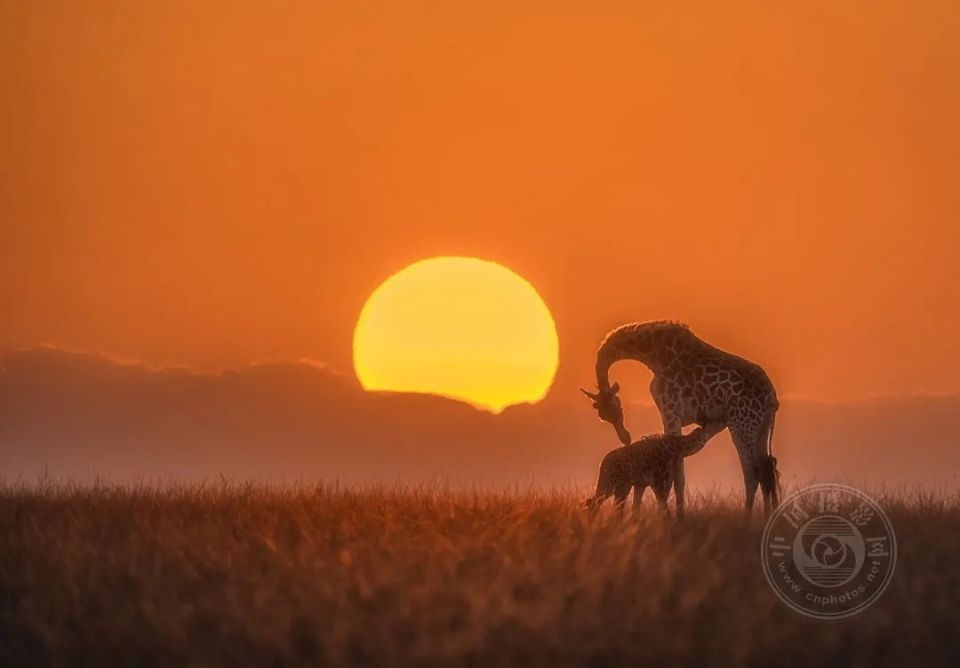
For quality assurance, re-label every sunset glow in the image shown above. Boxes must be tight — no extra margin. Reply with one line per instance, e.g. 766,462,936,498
353,257,559,412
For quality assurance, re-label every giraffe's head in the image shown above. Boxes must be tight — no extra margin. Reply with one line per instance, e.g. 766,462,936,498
580,383,632,445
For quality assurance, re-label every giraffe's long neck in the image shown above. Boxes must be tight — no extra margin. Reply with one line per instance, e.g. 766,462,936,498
594,325,669,391
680,423,725,458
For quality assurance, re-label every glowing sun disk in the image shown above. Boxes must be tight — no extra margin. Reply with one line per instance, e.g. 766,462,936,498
353,257,559,412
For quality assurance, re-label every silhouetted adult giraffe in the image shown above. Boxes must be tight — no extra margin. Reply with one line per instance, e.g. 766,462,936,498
581,321,780,514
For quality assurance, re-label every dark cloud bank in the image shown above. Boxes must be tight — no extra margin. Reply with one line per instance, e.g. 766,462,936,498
1,348,957,491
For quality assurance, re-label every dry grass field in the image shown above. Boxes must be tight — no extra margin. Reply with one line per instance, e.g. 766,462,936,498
1,481,958,666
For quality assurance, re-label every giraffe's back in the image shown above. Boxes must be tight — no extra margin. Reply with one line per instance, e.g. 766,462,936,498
691,338,779,408
615,434,685,484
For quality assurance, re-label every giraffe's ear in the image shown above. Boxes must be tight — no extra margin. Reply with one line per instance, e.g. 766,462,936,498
610,382,620,394
580,388,599,401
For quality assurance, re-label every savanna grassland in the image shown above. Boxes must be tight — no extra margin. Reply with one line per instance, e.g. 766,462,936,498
1,482,958,666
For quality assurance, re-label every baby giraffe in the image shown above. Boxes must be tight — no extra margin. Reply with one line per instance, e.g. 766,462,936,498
586,422,726,517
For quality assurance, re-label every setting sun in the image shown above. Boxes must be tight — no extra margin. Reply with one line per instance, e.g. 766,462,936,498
353,257,559,412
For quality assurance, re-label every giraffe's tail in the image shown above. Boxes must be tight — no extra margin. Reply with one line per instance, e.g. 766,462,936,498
766,410,776,457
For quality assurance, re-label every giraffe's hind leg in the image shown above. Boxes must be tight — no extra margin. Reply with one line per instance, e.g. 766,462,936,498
730,423,761,517
741,459,760,517
756,411,780,512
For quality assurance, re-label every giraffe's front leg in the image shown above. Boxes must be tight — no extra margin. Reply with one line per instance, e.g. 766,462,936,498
652,379,687,517
651,376,683,436
658,410,687,518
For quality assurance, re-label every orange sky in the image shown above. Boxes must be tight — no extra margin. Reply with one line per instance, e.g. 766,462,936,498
2,1,959,403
